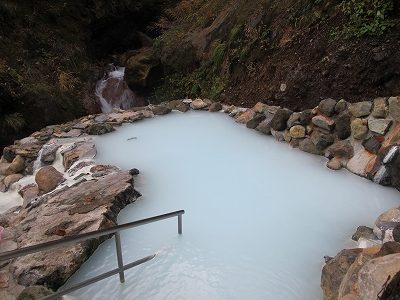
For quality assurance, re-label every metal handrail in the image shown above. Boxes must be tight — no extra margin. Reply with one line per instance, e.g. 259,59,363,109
0,209,185,299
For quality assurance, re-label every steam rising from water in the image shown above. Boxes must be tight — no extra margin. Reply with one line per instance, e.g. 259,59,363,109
65,111,400,299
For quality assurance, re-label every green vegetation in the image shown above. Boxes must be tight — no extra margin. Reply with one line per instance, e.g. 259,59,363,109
335,0,396,37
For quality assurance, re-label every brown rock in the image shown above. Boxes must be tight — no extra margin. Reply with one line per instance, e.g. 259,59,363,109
388,96,400,121
35,166,64,193
151,105,172,115
372,97,388,118
62,142,97,171
349,101,372,118
190,99,208,110
209,102,223,112
252,102,268,113
4,174,24,190
270,108,292,131
321,248,363,300
168,100,190,112
289,125,306,139
299,138,321,155
346,149,376,177
246,114,266,129
326,140,354,159
235,109,257,124
327,157,343,170
319,98,337,116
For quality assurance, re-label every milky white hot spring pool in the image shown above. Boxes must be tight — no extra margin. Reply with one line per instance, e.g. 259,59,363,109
64,111,399,299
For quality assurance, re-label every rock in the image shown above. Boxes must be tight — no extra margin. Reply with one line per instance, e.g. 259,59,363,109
84,123,114,135
235,109,257,124
349,101,372,118
94,114,109,123
368,119,392,135
53,129,82,138
35,166,64,193
0,162,12,176
252,102,268,113
327,157,343,170
8,155,25,174
373,165,392,186
346,149,376,177
393,225,400,242
289,125,306,139
270,108,292,131
167,100,190,112
351,118,368,140
287,112,301,128
19,184,39,203
362,136,383,154
16,285,53,300
382,123,400,149
299,109,313,125
40,143,60,164
0,180,6,192
190,99,208,110
124,47,159,89
256,119,272,135
246,114,266,129
334,111,351,140
312,115,335,131
271,129,285,142
352,226,375,241
62,142,97,171
310,131,334,150
358,254,400,300
372,97,388,118
4,174,23,190
321,248,363,300
319,98,337,116
374,207,400,240
389,96,400,121
9,171,139,291
335,99,348,113
209,102,223,112
2,147,16,162
326,141,354,159
299,138,321,155
151,105,171,115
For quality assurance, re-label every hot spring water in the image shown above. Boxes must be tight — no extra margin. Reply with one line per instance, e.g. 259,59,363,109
64,111,399,299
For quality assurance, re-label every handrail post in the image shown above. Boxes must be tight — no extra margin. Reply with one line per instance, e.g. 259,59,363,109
114,232,125,283
178,214,182,234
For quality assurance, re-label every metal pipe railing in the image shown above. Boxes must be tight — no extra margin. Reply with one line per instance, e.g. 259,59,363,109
0,209,185,299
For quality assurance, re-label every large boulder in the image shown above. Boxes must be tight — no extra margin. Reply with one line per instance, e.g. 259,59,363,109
321,248,363,300
270,108,293,131
349,101,372,118
358,254,400,299
35,166,64,193
318,98,337,116
6,170,140,293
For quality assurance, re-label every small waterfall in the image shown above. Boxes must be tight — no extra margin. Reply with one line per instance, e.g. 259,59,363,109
96,64,137,113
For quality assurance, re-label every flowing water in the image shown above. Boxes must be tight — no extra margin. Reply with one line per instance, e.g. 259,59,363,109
64,111,400,299
96,65,137,113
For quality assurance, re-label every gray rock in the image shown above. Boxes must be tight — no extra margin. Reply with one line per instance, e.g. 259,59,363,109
299,138,321,155
319,98,337,116
167,100,190,112
84,123,115,135
270,108,292,131
388,96,400,121
246,114,266,129
368,119,392,135
299,109,313,125
349,101,372,118
310,131,334,150
312,115,335,131
255,119,272,135
8,155,25,174
374,207,400,240
287,112,301,128
271,129,285,142
2,147,16,162
351,118,368,140
352,226,376,241
40,143,60,164
372,97,388,118
334,110,351,140
335,99,348,113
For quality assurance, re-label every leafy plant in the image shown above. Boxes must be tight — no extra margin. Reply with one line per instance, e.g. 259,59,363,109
336,0,396,37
